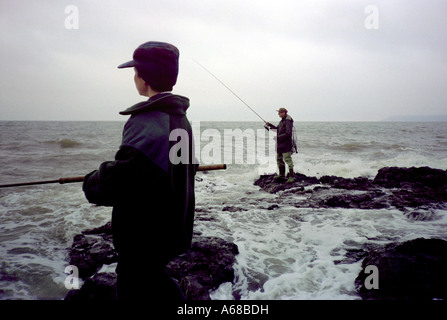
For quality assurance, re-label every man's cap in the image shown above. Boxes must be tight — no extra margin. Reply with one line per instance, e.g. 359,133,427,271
277,108,288,113
118,41,179,91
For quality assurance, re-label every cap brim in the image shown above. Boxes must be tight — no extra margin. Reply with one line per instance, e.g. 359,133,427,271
117,60,136,69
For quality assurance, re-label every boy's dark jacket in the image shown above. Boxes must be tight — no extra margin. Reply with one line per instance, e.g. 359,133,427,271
83,93,197,265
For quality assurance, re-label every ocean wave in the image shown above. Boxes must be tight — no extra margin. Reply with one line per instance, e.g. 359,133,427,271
58,139,82,149
41,139,83,149
332,142,366,152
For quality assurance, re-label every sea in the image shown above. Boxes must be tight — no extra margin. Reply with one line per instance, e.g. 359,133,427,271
0,120,446,300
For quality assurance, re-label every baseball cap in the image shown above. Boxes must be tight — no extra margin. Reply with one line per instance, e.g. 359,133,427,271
118,41,179,91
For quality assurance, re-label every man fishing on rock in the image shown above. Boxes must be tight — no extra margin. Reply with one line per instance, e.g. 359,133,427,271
265,108,298,183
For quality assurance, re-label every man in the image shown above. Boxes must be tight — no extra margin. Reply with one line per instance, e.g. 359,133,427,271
82,41,197,300
266,108,297,183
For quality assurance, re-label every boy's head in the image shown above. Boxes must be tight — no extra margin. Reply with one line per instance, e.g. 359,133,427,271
118,41,179,92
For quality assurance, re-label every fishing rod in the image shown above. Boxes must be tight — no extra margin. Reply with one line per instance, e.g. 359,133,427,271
193,59,268,124
0,164,227,188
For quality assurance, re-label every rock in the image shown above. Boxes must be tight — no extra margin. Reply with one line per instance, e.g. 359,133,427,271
254,166,447,212
319,191,389,210
222,206,247,212
68,222,118,280
320,175,374,191
69,235,118,280
374,167,447,209
355,238,447,300
65,271,118,301
167,237,239,300
254,173,318,193
82,221,113,235
65,223,239,301
373,166,447,189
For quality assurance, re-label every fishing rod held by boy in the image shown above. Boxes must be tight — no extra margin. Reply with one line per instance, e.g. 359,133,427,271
0,164,227,188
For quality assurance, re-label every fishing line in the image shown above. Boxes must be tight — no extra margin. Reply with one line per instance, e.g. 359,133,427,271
193,59,267,123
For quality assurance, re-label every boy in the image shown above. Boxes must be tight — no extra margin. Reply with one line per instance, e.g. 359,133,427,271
83,41,197,300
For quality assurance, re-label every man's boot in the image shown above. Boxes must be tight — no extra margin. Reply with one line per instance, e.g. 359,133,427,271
274,167,286,181
286,169,295,184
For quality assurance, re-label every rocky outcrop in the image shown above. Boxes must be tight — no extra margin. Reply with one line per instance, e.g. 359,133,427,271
255,166,447,214
65,222,238,300
355,238,447,300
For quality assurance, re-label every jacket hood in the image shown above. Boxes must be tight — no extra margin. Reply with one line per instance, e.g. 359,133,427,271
282,114,293,122
119,93,190,116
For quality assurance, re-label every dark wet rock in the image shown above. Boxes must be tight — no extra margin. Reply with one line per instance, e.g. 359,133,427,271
255,173,319,193
319,191,390,210
65,222,238,300
222,206,248,212
374,167,447,209
68,227,118,280
373,166,447,188
64,271,117,301
320,175,374,191
355,238,447,300
167,237,239,300
254,167,447,212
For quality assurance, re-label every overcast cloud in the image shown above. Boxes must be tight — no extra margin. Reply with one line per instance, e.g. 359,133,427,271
0,0,446,122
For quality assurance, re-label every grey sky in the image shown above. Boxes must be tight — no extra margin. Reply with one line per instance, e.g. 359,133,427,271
0,0,446,122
